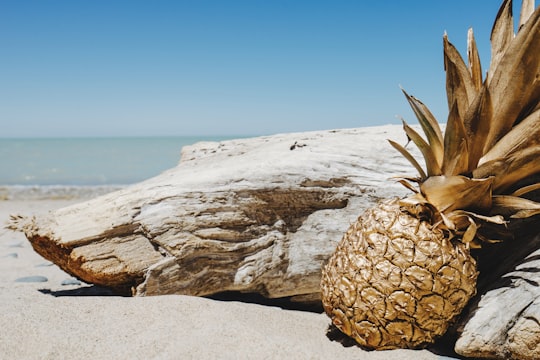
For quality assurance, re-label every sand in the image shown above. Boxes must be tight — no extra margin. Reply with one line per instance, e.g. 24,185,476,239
0,199,457,359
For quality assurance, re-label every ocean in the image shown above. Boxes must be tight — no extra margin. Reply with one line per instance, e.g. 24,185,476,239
0,136,235,200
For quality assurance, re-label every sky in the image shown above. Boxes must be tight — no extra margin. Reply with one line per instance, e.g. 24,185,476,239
0,1,518,138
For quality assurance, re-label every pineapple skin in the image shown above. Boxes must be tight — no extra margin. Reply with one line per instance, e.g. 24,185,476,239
321,198,478,349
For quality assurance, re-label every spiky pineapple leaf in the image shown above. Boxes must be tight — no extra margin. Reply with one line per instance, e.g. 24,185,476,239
512,183,540,197
443,102,469,175
461,210,506,224
462,219,478,246
444,210,506,248
489,0,514,75
492,195,540,218
474,146,540,193
519,0,536,30
420,175,493,213
396,178,420,194
399,193,429,208
480,108,540,164
444,139,469,177
401,89,444,166
438,211,457,231
464,86,493,169
467,28,483,91
401,120,442,176
436,209,506,236
444,211,473,230
388,139,427,180
443,34,477,123
483,5,540,153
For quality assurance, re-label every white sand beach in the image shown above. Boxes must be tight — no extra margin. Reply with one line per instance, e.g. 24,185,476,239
0,199,459,360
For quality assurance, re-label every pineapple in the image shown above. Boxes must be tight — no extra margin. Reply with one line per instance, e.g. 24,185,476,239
321,0,540,350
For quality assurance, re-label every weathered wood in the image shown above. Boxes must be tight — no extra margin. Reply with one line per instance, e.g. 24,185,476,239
454,230,540,359
9,126,412,299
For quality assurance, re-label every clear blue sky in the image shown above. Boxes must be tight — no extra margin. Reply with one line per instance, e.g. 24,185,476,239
1,1,512,137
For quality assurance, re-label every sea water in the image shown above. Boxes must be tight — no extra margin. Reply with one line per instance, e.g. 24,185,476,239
0,136,235,200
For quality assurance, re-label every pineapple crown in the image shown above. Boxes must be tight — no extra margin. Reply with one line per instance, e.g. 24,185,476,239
392,0,540,247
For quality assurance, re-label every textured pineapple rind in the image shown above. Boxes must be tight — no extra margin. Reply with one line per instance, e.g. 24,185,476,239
321,198,478,350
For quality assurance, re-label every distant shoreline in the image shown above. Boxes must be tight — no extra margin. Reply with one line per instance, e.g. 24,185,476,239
0,125,412,200
0,184,126,201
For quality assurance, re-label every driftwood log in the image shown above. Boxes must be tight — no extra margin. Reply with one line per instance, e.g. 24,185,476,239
10,126,411,300
9,125,540,359
454,230,540,359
